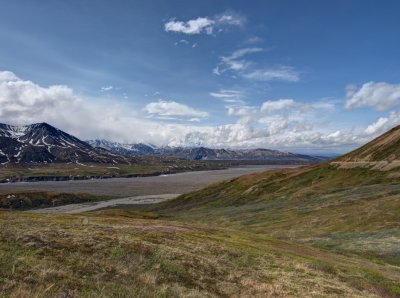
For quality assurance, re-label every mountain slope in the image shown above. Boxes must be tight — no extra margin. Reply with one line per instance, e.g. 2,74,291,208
148,126,400,288
337,125,400,162
0,123,126,165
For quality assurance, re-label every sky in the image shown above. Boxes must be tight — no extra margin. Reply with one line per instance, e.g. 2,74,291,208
1,0,400,154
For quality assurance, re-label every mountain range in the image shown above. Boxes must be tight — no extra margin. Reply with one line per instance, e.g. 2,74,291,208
87,139,327,163
0,122,326,165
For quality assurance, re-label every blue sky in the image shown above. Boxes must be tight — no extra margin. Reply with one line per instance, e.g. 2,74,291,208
1,0,400,154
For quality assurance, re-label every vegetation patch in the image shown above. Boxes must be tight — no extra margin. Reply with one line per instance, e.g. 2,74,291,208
0,191,103,210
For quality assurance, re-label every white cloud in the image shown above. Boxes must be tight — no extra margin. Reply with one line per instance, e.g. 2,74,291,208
243,67,300,82
213,48,300,82
145,100,208,118
165,17,215,35
226,48,263,60
164,12,244,35
364,117,389,135
0,76,76,120
174,39,190,46
345,82,400,111
0,70,200,144
256,116,289,136
100,86,113,92
0,70,394,153
209,90,240,98
260,99,312,113
0,71,19,82
363,111,400,136
261,99,297,113
213,47,263,75
216,12,245,26
227,106,257,118
210,89,245,105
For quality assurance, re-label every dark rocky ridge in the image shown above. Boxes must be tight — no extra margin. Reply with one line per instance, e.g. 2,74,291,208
0,123,127,165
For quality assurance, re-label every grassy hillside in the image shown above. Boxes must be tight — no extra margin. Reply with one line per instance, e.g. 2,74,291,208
151,163,400,266
1,210,399,297
338,125,400,162
137,128,400,297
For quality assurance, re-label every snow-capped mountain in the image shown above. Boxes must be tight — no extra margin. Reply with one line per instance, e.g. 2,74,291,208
87,139,156,156
0,123,126,165
88,139,327,163
155,146,326,162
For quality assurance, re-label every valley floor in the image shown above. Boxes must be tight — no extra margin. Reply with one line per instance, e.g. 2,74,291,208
0,165,292,197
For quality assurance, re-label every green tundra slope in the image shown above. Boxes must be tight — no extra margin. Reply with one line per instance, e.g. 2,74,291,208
1,210,399,297
147,126,400,297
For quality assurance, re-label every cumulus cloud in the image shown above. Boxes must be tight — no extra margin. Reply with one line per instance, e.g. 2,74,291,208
0,71,19,82
363,111,400,136
145,100,208,118
0,70,199,144
345,82,400,111
222,99,325,141
364,117,389,135
0,76,77,121
164,12,244,35
0,70,392,153
261,99,312,113
261,99,296,113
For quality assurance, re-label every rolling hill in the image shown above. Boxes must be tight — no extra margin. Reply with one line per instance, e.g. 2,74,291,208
144,125,400,296
154,125,400,218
